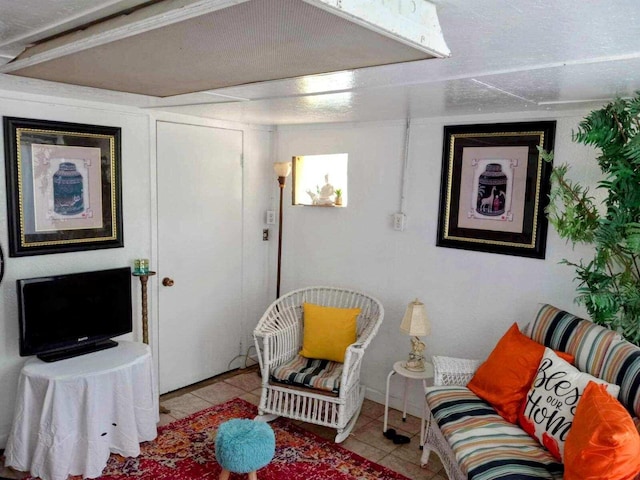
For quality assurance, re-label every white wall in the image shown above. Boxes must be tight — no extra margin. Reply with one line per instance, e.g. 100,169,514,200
0,91,151,446
0,86,603,441
275,111,601,417
240,127,277,360
0,93,274,447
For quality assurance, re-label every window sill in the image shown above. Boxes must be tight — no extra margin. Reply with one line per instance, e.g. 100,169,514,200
295,204,345,208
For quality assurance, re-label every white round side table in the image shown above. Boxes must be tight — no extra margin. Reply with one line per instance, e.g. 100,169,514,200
383,360,434,449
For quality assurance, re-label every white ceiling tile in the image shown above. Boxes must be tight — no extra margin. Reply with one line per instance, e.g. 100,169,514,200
150,78,536,124
476,58,640,105
1,0,640,124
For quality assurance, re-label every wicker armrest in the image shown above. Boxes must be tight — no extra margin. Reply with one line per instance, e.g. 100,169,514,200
432,356,481,386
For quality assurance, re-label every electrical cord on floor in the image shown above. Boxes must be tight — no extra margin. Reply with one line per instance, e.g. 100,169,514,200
227,345,258,371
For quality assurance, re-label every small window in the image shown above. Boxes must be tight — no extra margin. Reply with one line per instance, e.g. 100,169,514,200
292,154,348,207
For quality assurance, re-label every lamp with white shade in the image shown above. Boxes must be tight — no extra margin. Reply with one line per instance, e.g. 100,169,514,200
274,162,292,299
400,299,431,372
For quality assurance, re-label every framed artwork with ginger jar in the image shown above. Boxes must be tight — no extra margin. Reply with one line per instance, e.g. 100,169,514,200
436,121,556,259
4,117,123,256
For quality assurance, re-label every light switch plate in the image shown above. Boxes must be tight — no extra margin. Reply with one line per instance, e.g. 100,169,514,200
266,210,276,225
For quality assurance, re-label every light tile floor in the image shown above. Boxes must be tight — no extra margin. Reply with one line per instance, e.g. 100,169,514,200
0,367,447,480
159,367,448,480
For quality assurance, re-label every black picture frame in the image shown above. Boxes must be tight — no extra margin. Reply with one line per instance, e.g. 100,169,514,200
436,121,556,259
4,117,123,257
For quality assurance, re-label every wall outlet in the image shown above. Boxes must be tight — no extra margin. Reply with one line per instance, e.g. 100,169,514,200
393,213,406,231
262,229,269,241
266,210,276,225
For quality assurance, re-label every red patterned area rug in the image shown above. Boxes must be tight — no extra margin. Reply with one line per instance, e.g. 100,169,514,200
27,398,409,480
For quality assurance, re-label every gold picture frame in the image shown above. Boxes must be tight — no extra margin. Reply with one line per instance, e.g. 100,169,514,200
4,117,123,256
436,121,556,259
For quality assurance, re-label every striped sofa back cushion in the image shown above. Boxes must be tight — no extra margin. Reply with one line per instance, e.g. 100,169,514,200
528,304,620,378
600,339,640,418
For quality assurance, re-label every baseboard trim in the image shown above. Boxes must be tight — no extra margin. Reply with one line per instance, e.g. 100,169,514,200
365,387,423,419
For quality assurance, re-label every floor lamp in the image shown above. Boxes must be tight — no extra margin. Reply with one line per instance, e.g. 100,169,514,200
273,161,291,298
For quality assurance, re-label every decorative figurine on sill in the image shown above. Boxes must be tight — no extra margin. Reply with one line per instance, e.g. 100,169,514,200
317,174,335,205
306,189,319,205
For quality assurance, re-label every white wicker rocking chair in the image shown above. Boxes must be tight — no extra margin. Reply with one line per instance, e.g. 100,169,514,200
253,286,384,443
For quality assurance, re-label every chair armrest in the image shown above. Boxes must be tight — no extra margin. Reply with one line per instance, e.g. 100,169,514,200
432,356,481,386
340,317,381,395
253,308,302,379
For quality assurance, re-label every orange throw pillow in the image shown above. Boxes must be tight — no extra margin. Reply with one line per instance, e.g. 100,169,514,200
468,323,574,424
564,382,640,480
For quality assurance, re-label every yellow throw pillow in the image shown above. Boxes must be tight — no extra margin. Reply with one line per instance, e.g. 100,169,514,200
300,302,360,363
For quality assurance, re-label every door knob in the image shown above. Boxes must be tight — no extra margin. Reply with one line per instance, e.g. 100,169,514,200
162,277,174,287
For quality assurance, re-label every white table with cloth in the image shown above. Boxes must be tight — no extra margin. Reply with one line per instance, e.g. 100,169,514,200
4,341,158,480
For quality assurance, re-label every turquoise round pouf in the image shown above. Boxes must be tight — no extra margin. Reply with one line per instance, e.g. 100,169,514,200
215,419,275,474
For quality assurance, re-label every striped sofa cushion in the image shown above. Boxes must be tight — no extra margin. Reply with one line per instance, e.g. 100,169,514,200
426,386,563,480
271,355,342,394
599,339,640,418
528,304,620,377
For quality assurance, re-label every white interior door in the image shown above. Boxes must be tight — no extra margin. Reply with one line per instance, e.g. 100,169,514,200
157,121,243,393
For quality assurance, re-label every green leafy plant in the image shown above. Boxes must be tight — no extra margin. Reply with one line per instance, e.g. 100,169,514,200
335,188,342,198
543,92,640,345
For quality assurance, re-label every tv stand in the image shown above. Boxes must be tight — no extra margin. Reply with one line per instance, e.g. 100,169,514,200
37,339,118,362
5,341,158,480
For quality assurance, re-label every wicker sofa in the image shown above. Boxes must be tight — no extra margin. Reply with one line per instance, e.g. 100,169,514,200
421,304,640,480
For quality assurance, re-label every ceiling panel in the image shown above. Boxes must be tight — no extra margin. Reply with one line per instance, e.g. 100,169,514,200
429,0,640,75
1,0,640,125
475,58,640,106
148,78,538,124
0,0,151,62
156,0,640,117
5,0,439,97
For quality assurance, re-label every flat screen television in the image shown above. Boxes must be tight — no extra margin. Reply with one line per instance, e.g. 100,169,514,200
17,267,133,362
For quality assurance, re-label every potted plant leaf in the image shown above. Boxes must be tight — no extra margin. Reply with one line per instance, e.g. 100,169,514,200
542,92,640,345
335,189,343,206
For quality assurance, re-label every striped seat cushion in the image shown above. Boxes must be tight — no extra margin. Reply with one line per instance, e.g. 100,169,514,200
271,355,342,394
599,339,640,418
528,304,620,377
426,386,563,480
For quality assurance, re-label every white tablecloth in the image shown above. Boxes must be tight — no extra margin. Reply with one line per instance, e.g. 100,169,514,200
5,341,159,480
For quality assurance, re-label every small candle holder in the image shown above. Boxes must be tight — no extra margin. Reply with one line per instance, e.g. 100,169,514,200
133,258,150,275
139,259,149,274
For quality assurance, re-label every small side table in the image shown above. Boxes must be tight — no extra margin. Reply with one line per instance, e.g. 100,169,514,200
383,360,434,449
